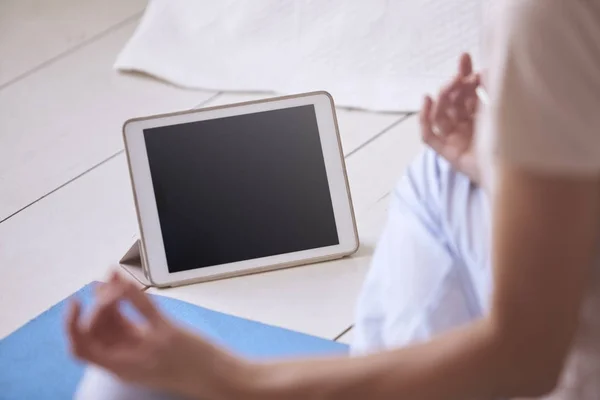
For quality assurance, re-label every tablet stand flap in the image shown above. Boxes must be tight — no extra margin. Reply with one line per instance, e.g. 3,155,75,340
119,240,153,287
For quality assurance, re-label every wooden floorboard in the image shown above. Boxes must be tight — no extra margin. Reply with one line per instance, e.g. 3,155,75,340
0,20,215,221
0,0,147,88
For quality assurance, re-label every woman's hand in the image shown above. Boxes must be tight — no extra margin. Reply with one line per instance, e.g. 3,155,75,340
67,272,253,399
420,53,482,185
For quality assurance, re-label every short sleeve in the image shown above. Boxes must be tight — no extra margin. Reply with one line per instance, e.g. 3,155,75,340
481,0,600,176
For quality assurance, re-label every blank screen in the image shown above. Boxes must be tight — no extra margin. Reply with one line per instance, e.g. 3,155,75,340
143,105,339,273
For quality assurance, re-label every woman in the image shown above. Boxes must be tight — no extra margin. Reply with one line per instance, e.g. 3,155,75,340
69,1,600,398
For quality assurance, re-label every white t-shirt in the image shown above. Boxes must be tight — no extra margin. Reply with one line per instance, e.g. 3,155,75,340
478,1,600,398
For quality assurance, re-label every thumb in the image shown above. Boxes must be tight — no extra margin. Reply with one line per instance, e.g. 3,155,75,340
458,53,473,78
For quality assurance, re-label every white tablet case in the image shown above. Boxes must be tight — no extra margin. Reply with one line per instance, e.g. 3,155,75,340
119,239,153,287
118,236,359,288
118,92,359,288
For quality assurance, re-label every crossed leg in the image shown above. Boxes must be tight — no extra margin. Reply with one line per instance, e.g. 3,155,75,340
352,149,491,354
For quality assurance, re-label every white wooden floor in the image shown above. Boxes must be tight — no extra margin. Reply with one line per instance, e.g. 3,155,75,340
0,1,424,342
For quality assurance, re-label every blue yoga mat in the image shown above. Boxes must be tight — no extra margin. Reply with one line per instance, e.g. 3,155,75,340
0,283,348,399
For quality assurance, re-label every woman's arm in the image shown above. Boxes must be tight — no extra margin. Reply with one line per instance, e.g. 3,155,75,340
232,167,599,400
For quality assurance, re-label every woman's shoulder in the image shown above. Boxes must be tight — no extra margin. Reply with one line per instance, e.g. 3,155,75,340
482,0,600,176
492,0,600,41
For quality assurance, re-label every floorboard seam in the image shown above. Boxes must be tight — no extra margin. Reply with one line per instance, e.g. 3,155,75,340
344,113,414,159
333,324,354,342
0,12,143,92
0,93,221,224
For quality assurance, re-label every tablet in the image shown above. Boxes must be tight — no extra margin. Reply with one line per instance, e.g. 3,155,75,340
123,91,358,287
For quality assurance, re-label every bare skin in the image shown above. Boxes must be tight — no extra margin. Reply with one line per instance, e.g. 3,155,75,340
420,53,481,185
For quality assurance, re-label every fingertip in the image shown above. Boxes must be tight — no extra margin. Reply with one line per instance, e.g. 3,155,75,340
421,95,433,112
420,97,431,124
68,298,81,318
420,97,435,141
459,53,473,77
110,270,122,283
67,299,82,337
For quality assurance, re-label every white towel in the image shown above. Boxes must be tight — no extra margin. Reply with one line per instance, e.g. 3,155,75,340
115,0,488,112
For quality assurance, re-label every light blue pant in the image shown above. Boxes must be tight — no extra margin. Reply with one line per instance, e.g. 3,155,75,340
75,149,491,398
352,149,491,353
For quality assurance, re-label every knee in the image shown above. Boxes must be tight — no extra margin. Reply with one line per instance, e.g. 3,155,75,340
394,149,447,205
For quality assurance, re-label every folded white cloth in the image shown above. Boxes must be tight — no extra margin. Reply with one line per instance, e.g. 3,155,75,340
116,0,488,112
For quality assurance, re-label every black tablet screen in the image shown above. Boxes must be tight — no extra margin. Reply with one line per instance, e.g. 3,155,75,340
143,105,339,273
